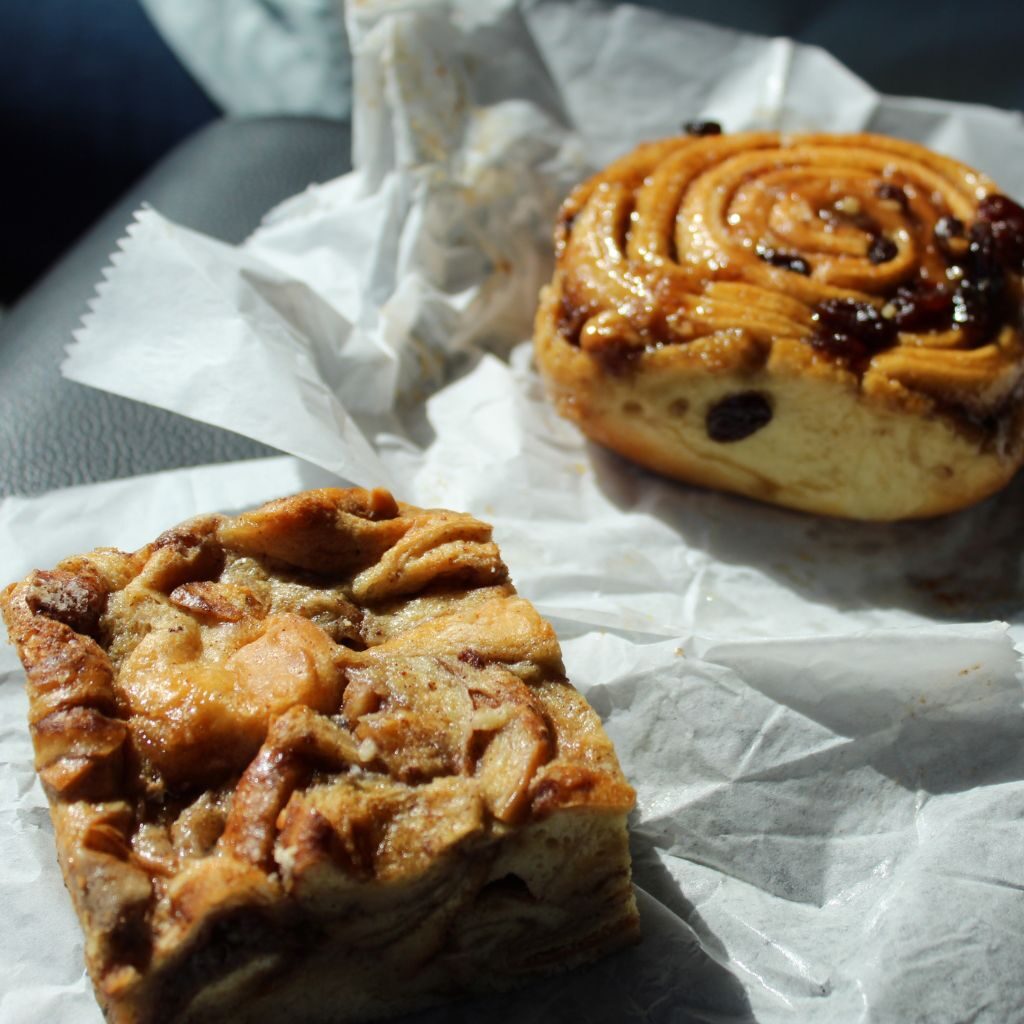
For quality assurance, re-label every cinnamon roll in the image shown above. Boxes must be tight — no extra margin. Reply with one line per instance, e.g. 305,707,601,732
534,128,1024,519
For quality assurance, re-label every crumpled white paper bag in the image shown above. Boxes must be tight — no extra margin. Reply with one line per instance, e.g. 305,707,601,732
65,0,1024,484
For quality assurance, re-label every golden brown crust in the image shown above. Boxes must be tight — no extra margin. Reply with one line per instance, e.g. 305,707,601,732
1,488,638,1024
535,131,1024,519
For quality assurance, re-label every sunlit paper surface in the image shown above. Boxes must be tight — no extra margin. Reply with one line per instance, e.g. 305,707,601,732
7,2,1024,1021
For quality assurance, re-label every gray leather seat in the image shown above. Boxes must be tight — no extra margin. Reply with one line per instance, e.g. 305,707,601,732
0,116,350,497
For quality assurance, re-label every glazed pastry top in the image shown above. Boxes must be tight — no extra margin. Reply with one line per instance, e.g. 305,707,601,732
554,129,1024,417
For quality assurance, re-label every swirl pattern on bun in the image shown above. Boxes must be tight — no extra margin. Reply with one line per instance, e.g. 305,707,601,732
534,129,1024,519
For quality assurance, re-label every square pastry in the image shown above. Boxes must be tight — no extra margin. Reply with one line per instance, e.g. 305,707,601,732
2,488,639,1023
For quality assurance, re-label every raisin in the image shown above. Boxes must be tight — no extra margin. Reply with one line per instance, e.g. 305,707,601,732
951,221,1007,343
888,282,953,332
977,193,1024,269
977,193,1024,229
756,244,811,275
934,216,967,260
867,235,898,264
808,333,869,364
706,392,773,442
683,120,722,136
809,298,897,367
811,298,897,353
876,182,910,212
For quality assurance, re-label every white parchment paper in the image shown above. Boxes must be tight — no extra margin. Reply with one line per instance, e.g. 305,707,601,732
5,1,1024,1021
4,459,1023,1024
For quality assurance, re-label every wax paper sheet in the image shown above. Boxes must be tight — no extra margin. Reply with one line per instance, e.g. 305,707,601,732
12,0,1024,1021
3,458,1022,1024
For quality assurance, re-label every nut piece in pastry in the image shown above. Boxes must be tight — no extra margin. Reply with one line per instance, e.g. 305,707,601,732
534,128,1024,519
1,488,639,1024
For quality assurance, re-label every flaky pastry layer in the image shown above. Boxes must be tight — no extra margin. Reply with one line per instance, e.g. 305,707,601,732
2,488,638,1023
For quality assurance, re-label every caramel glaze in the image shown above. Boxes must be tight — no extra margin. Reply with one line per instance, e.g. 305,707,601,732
553,131,1024,440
